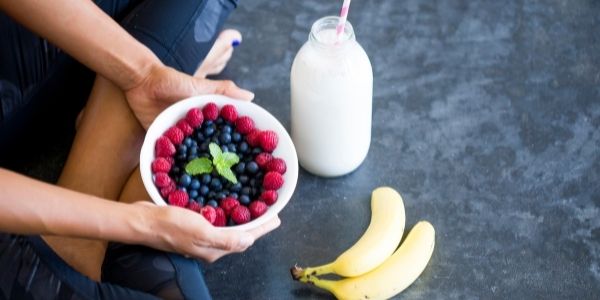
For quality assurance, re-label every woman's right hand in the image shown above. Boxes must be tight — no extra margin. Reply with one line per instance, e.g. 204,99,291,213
131,202,280,262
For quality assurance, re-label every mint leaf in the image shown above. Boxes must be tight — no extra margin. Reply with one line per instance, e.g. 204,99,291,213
217,165,238,184
221,152,240,168
185,157,213,175
209,143,222,159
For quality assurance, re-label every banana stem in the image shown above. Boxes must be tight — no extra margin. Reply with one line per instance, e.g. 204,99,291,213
290,263,335,280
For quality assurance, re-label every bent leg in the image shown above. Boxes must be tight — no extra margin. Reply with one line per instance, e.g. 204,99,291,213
42,76,145,281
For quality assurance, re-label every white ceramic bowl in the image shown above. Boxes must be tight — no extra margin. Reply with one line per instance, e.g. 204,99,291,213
140,95,298,231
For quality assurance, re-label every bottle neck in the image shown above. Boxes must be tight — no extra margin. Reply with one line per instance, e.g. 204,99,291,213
308,16,356,52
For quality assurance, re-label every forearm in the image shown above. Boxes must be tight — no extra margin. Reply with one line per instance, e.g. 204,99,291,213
0,0,160,90
0,168,150,243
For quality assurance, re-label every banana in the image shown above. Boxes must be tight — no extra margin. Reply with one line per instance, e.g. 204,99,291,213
292,187,406,279
298,221,435,300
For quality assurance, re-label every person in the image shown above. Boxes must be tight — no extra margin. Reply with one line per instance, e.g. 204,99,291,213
0,0,280,299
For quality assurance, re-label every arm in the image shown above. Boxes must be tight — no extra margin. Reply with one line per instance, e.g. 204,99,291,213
0,0,156,91
0,0,254,128
0,168,279,262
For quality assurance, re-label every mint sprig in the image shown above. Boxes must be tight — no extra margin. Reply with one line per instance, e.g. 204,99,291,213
185,142,240,183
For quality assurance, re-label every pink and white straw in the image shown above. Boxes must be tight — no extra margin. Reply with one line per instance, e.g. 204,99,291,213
335,0,352,41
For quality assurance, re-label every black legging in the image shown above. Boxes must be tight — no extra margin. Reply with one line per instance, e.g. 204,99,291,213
0,0,238,299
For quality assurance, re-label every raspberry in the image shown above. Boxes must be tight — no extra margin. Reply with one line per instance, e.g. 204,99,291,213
160,181,176,198
246,129,262,147
163,126,184,145
200,206,217,224
151,157,172,173
176,119,194,136
154,172,172,188
220,104,238,122
155,136,176,157
235,116,255,134
187,201,202,213
255,153,273,169
220,197,240,216
259,130,278,152
186,108,204,128
165,156,175,165
263,171,284,190
202,102,219,121
214,207,227,227
260,190,278,206
266,158,287,174
231,205,251,224
168,190,189,207
249,201,268,219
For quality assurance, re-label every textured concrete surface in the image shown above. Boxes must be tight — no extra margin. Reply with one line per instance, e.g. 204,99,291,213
5,0,600,299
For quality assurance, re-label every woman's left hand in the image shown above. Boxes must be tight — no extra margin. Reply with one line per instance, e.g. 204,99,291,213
124,65,254,129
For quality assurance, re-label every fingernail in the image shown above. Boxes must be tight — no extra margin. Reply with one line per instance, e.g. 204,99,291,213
240,235,254,248
231,39,241,47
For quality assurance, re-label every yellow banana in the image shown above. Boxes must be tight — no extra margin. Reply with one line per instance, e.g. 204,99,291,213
292,187,405,279
298,221,435,300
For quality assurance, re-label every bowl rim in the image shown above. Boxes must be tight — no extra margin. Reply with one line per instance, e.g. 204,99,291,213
140,94,298,231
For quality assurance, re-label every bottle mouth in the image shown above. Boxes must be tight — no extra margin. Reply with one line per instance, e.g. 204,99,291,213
309,16,355,46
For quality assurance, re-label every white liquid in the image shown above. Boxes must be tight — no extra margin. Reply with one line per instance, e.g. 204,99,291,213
291,26,373,177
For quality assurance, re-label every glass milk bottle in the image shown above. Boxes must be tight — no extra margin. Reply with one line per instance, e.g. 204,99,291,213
291,16,373,177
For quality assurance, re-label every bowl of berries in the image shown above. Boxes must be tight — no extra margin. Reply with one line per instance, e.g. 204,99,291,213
140,94,298,230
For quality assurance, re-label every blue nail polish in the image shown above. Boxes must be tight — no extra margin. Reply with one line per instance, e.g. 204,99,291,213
232,39,241,47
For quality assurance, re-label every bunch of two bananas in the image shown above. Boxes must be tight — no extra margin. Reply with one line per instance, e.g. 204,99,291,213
291,187,435,300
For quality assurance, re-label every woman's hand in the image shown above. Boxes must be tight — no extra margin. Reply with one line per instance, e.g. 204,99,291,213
132,202,280,262
125,65,254,129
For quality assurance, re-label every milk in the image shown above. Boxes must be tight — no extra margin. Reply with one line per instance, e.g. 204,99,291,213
291,16,373,177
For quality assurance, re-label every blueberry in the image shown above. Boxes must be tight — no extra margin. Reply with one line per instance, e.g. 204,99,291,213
208,191,216,199
221,145,229,153
203,126,215,136
179,174,192,187
241,186,251,195
230,192,239,199
200,142,209,151
219,132,231,144
190,179,201,190
252,147,263,155
195,132,205,142
187,154,198,161
249,178,257,187
177,144,188,154
171,166,181,175
239,175,249,184
204,120,214,127
189,190,198,199
231,182,242,192
177,153,187,161
207,200,218,207
197,196,206,205
184,137,193,147
202,174,212,184
235,162,246,174
239,142,249,153
222,125,232,134
210,178,222,190
227,143,237,153
216,117,224,124
216,192,226,200
239,195,251,205
232,132,242,143
246,161,259,174
178,187,188,193
211,137,219,144
188,147,198,156
199,185,210,196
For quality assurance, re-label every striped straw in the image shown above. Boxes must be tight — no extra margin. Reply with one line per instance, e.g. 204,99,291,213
336,0,352,41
